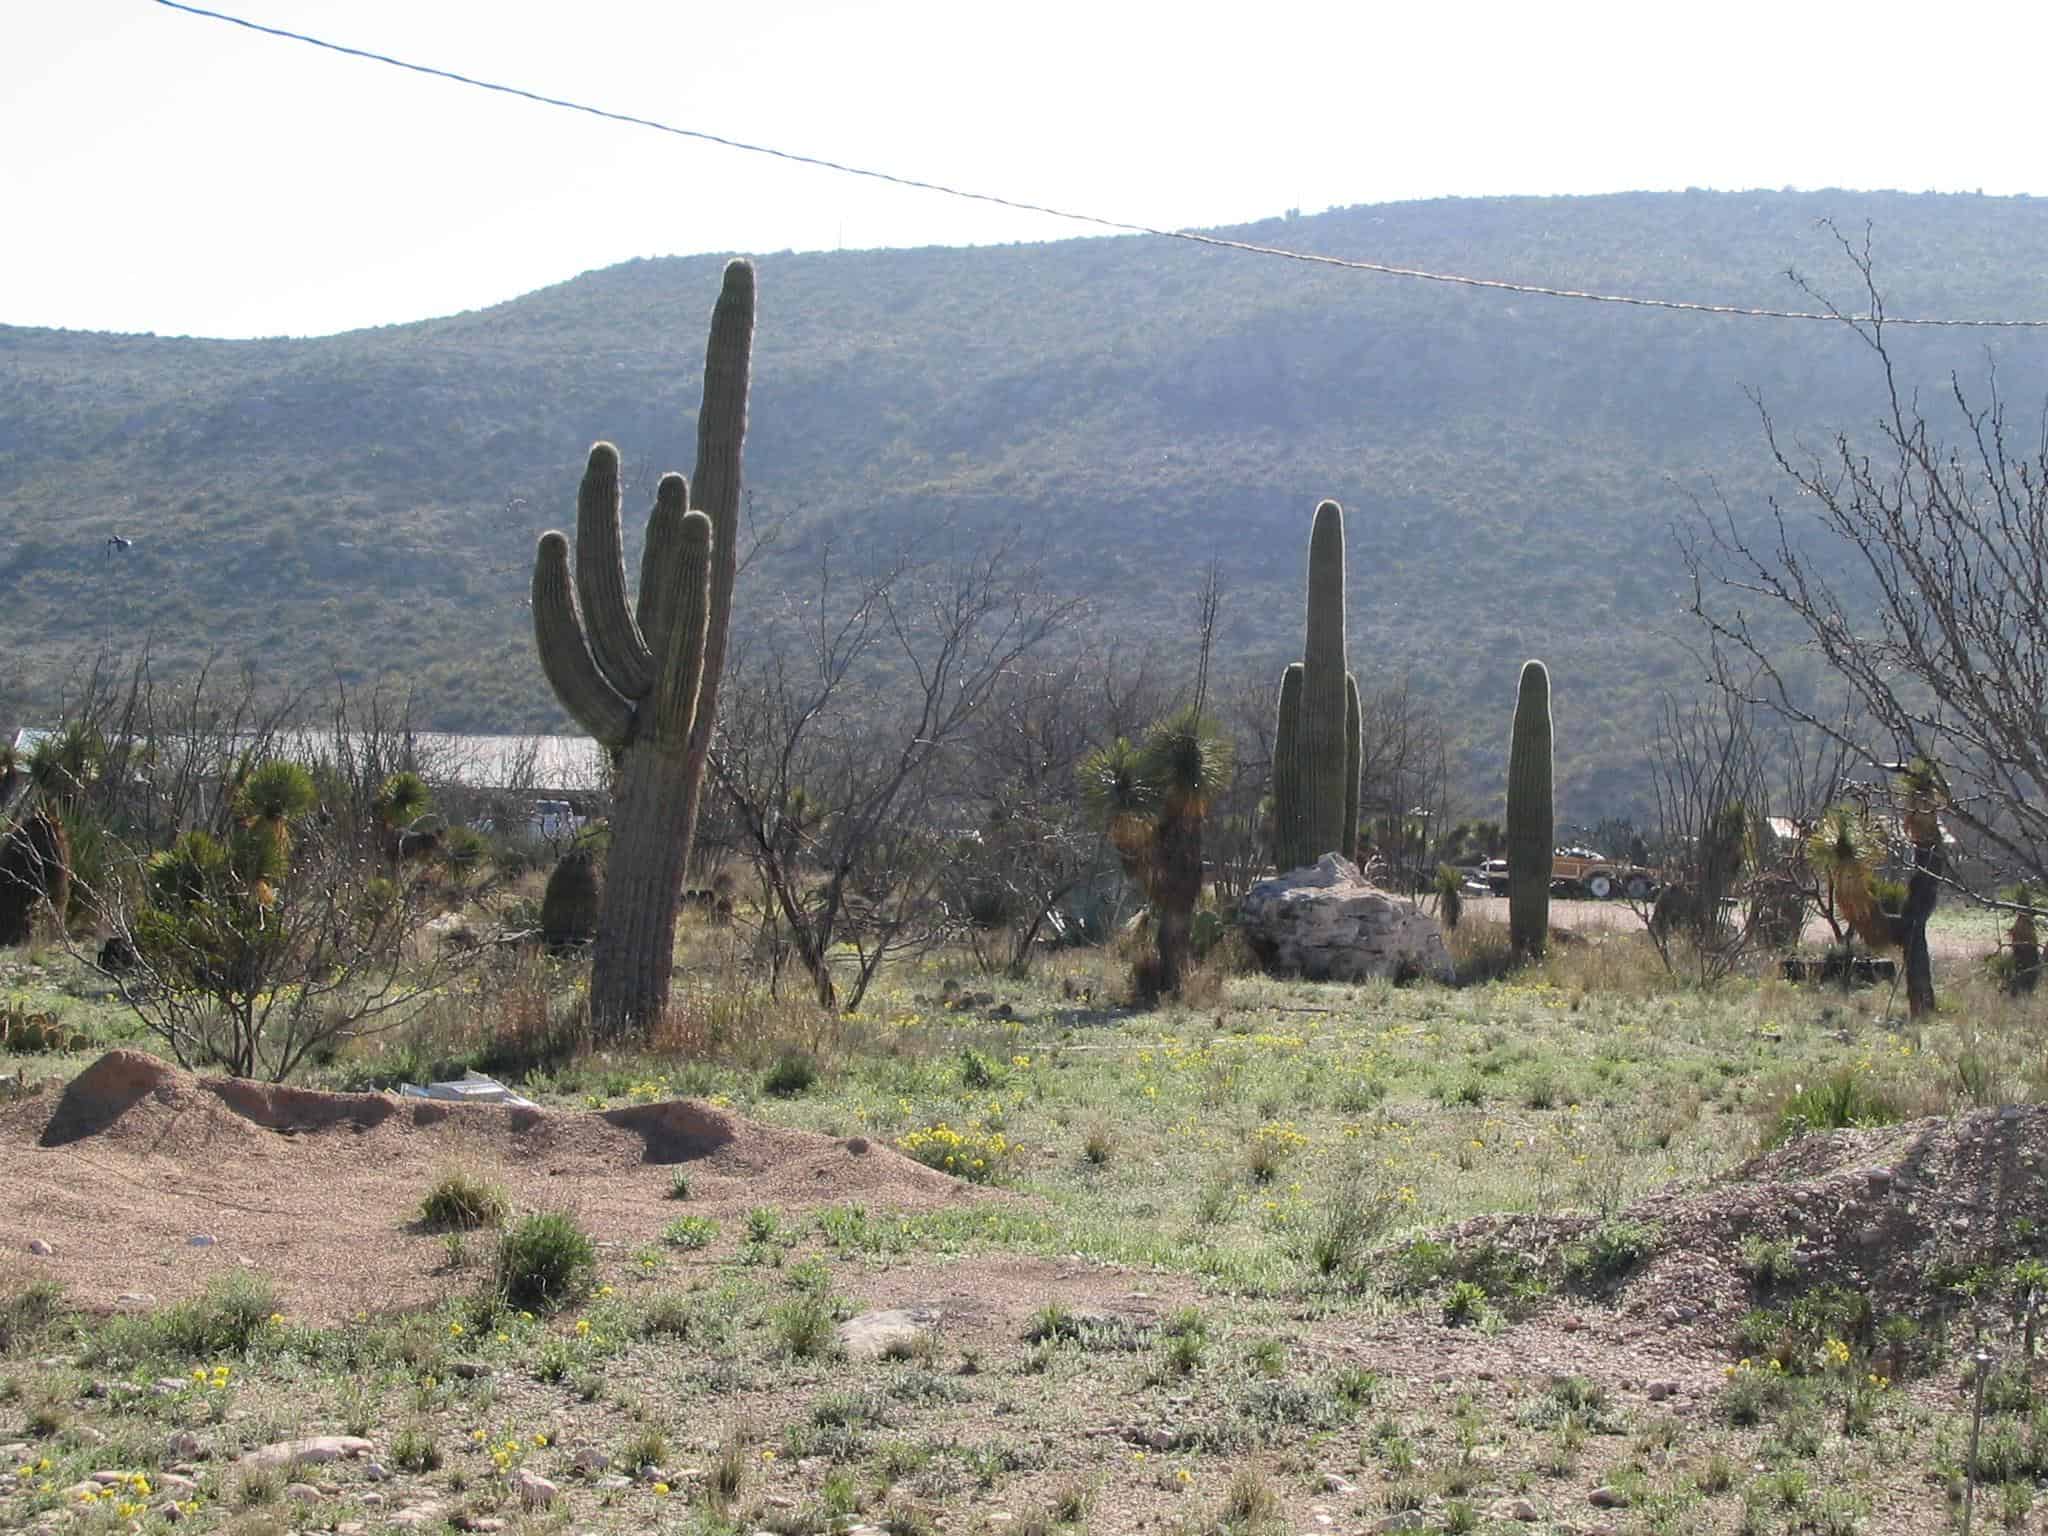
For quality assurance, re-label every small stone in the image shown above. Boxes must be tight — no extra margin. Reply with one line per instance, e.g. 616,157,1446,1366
26,1238,54,1257
513,1468,559,1508
1494,1497,1540,1521
284,1482,322,1503
239,1435,374,1470
186,1234,217,1247
1589,1486,1632,1508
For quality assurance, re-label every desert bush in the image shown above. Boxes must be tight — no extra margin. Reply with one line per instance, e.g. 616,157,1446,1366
762,1048,820,1098
494,1212,597,1312
418,1169,508,1231
1762,1068,1906,1147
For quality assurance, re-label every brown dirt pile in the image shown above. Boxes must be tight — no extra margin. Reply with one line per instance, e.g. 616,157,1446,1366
1454,1104,2046,1350
0,1050,978,1321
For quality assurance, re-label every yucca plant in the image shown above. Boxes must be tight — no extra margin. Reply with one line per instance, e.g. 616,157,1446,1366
1807,803,1886,949
1080,708,1233,1000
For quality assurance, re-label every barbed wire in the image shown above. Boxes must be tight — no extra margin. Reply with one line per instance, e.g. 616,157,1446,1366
154,0,2048,329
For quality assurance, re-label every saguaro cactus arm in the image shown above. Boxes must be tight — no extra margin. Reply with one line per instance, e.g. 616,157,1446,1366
1343,671,1361,861
651,511,713,746
532,530,633,748
572,443,656,700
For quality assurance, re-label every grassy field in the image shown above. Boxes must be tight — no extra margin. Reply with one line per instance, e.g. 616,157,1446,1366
2,911,2045,1535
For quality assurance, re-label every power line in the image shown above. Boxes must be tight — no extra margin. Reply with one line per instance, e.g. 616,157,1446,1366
158,0,2048,330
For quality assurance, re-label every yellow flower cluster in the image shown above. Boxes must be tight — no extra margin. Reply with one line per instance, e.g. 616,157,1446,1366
897,1120,1013,1183
189,1363,232,1390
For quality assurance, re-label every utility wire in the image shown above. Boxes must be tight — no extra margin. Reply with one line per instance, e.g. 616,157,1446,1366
158,0,2048,329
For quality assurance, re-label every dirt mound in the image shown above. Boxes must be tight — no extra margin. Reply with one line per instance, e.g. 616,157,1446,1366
1459,1106,2048,1347
0,1051,981,1321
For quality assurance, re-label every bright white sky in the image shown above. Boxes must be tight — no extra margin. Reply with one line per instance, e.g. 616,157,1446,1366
6,0,2044,339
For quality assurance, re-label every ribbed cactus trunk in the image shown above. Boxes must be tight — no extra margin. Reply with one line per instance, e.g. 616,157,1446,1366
1273,500,1360,873
529,261,750,1039
1506,659,1554,958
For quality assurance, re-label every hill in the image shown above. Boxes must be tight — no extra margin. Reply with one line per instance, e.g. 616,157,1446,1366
5,188,2047,820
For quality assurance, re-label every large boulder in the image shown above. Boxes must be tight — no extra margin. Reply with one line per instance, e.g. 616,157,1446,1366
1239,854,1454,983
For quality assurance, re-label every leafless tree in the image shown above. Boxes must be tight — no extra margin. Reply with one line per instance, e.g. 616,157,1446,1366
1683,227,2048,1010
1684,227,2048,885
713,535,1081,1012
944,651,1108,975
1355,675,1453,893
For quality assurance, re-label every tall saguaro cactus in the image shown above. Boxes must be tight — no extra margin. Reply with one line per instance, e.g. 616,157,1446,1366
1506,659,1554,958
530,259,754,1037
1272,500,1361,873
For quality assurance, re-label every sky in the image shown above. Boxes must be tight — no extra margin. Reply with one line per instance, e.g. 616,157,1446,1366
6,0,2046,339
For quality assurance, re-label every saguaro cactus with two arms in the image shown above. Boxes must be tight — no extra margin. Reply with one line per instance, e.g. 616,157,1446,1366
1272,500,1360,873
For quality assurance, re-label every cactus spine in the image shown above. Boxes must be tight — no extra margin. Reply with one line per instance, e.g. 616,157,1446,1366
530,259,752,1037
1506,659,1554,957
1272,500,1360,873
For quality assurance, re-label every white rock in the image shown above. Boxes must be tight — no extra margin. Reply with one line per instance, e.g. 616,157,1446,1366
1239,855,1454,983
513,1468,559,1508
834,1306,941,1361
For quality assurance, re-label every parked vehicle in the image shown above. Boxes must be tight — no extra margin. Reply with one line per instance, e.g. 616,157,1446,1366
1480,848,1657,900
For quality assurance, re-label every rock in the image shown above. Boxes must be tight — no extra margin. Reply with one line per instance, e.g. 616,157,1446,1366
513,1468,559,1508
1370,1514,1430,1534
26,1238,53,1256
1589,1486,1632,1508
284,1483,322,1503
386,1506,443,1529
239,1435,374,1470
834,1306,942,1361
1238,855,1454,983
157,1474,197,1494
1494,1497,1540,1521
186,1234,216,1247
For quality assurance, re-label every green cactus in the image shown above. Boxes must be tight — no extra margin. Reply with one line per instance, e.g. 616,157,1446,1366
1506,659,1554,957
1272,500,1360,872
530,260,752,1036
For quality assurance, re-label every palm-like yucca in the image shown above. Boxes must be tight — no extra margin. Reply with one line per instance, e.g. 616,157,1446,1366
1080,710,1233,1000
1077,736,1158,879
1807,803,1886,948
231,760,318,904
374,771,432,834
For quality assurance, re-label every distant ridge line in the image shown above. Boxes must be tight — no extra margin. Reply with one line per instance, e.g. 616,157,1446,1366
155,0,2048,330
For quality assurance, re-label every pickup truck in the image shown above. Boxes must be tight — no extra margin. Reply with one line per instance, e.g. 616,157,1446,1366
1480,848,1656,900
